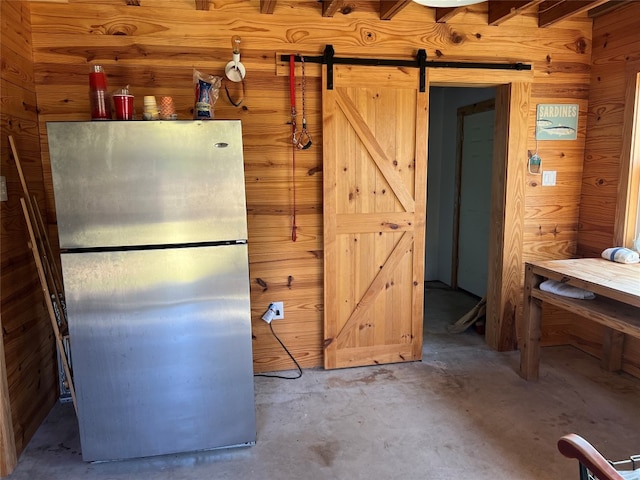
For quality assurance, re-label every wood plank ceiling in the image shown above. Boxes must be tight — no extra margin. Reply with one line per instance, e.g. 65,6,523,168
115,0,629,26
264,0,625,27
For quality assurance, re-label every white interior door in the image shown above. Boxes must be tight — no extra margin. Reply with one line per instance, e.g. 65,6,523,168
458,109,494,297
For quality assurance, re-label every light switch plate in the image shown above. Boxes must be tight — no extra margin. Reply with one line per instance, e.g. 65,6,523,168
542,170,556,186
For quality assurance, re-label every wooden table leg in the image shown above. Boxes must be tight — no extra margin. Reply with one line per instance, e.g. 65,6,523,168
602,328,625,372
520,264,543,380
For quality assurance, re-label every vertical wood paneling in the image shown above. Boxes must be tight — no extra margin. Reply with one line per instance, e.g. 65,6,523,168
8,0,640,472
579,3,640,256
1,0,55,475
613,70,640,249
574,1,640,377
25,1,595,373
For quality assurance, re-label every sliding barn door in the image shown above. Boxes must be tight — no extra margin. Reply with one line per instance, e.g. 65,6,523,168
322,65,427,369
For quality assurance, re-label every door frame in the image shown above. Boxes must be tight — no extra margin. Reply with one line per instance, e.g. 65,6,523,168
427,69,532,351
320,65,532,359
451,97,496,291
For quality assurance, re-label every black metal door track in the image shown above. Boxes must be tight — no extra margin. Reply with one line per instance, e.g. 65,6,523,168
282,44,531,92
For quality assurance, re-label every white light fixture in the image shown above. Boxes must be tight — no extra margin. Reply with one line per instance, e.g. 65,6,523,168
413,0,483,6
225,35,246,83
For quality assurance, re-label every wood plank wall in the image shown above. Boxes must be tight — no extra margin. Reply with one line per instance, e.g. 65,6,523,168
26,0,595,373
575,2,640,378
0,0,635,471
0,0,57,473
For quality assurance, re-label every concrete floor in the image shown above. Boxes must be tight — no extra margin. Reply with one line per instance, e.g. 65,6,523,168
7,284,640,479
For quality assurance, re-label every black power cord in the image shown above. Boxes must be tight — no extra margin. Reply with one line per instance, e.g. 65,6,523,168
254,322,302,380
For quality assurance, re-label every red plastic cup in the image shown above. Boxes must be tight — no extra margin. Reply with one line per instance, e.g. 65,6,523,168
113,94,134,120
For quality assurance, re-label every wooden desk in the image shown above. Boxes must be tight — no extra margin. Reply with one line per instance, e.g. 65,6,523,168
520,258,640,380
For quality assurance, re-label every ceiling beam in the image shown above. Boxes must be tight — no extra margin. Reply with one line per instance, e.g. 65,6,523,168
260,0,277,14
538,0,609,27
195,0,210,10
588,0,626,17
435,7,460,22
380,0,413,20
488,0,543,25
321,0,344,17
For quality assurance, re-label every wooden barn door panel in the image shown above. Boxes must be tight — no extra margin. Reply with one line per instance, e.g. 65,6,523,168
323,65,427,369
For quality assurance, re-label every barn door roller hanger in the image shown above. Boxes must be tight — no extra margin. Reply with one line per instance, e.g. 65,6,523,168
281,45,531,92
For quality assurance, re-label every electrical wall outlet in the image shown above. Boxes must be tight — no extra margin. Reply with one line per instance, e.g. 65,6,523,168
261,302,285,323
271,301,284,320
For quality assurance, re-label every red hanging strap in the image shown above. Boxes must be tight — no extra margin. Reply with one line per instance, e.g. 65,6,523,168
289,54,297,113
289,54,298,242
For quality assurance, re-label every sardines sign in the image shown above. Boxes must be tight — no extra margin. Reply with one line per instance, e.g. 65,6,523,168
536,104,578,140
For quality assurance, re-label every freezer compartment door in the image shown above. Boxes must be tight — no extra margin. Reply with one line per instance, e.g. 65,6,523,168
62,244,256,461
48,120,248,249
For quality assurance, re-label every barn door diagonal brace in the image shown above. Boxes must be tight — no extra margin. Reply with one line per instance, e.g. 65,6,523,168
281,44,531,92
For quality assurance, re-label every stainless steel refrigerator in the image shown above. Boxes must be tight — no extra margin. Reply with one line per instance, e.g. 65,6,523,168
47,120,256,462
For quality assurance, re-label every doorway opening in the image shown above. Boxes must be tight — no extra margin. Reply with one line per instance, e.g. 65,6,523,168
321,65,531,368
424,86,497,337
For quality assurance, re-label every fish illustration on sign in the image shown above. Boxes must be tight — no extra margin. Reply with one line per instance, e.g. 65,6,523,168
536,104,578,140
543,125,576,136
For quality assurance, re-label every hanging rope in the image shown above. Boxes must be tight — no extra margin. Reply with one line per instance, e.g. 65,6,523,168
296,56,312,150
289,54,298,242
